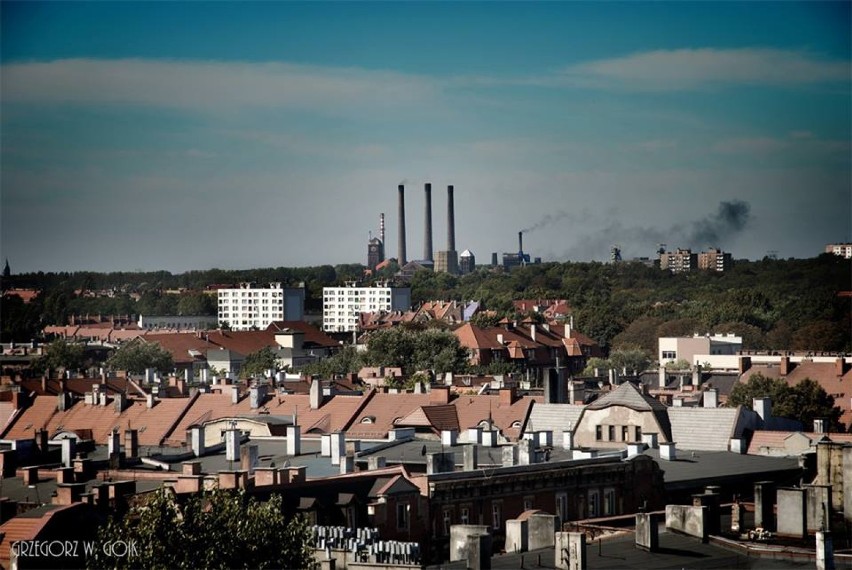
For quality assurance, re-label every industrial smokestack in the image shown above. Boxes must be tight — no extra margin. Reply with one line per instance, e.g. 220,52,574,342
398,185,407,265
518,231,524,256
447,185,455,251
424,183,433,262
380,213,385,244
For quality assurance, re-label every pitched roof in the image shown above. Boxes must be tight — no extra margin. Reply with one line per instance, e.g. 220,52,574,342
667,406,745,451
167,390,372,444
422,405,460,432
524,402,586,436
2,395,60,440
747,430,852,456
453,323,504,350
452,394,541,440
344,393,433,439
587,382,667,412
267,321,339,348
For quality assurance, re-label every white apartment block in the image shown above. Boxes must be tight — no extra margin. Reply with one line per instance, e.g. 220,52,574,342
826,243,852,259
659,333,743,366
217,282,305,331
323,282,412,332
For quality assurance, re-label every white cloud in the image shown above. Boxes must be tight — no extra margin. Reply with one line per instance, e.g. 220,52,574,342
1,58,443,113
561,48,850,91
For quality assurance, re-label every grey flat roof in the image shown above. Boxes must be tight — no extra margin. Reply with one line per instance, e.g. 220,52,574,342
428,530,816,569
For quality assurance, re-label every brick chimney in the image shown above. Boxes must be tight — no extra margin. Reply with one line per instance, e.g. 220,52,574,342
738,356,751,376
837,358,846,377
499,387,516,406
780,356,791,376
430,386,450,405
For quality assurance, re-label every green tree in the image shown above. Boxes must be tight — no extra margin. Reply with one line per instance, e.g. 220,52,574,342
608,347,652,375
106,340,174,374
241,346,278,379
300,345,364,379
177,292,217,316
365,327,468,375
91,488,317,570
34,338,86,374
729,373,844,431
469,312,502,328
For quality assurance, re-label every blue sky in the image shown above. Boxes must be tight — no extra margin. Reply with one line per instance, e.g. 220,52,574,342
2,1,850,272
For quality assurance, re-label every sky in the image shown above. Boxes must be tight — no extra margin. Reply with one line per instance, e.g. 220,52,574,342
1,1,850,273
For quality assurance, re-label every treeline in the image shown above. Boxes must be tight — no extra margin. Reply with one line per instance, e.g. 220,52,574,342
2,255,850,353
408,254,851,353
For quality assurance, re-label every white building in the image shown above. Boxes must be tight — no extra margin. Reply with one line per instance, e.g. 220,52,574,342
217,282,305,331
658,333,742,366
826,243,852,259
322,281,411,332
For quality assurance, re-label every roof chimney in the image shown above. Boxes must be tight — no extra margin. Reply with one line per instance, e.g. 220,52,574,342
424,182,433,262
780,356,790,376
447,185,456,252
398,185,407,265
309,378,322,410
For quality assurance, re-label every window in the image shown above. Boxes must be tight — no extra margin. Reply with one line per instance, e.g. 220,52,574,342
460,507,470,525
607,425,615,442
604,488,617,516
635,426,642,441
662,351,676,359
442,508,452,535
622,426,630,442
491,503,502,530
523,497,534,511
556,493,568,526
588,491,600,518
397,503,409,530
595,426,602,441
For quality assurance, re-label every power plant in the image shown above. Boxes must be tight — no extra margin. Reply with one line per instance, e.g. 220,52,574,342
369,182,467,275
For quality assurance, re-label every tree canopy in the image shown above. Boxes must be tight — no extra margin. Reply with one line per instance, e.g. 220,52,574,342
34,338,87,374
363,327,469,376
240,346,279,379
106,340,174,375
729,373,844,431
91,488,316,569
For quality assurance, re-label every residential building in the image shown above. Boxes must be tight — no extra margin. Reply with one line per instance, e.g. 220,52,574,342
697,247,733,271
659,248,697,273
138,315,218,331
217,282,305,331
826,243,852,259
322,281,411,333
658,333,742,365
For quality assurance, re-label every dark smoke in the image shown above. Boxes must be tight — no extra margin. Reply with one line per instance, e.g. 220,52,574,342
686,200,750,248
556,200,753,261
520,210,572,234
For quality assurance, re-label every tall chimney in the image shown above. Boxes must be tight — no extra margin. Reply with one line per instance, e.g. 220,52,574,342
380,212,385,244
518,231,524,255
398,185,407,265
447,184,456,252
424,183,433,261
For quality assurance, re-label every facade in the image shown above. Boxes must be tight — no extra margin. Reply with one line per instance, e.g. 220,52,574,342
434,250,458,275
697,247,733,272
217,283,305,331
138,315,218,331
658,333,742,365
322,282,412,332
659,248,697,273
459,250,475,274
826,243,852,259
367,237,385,271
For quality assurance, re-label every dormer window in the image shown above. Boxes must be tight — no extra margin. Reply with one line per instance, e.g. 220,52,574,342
360,416,376,424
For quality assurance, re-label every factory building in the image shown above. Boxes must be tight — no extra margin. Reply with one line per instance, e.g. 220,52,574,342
322,281,412,332
459,250,475,275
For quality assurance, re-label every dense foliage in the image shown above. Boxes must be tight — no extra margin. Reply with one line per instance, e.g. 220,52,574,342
33,338,87,374
240,346,279,379
729,373,844,431
90,488,316,570
3,255,849,353
106,340,174,374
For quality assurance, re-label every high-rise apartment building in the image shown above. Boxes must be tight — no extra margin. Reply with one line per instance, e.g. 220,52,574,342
217,283,305,331
322,282,412,332
697,248,733,272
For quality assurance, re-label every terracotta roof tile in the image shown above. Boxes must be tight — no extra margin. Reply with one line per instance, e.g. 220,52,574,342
345,393,433,439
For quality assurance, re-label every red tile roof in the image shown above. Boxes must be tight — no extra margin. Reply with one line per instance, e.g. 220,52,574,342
267,321,340,349
345,393,433,439
166,390,372,445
